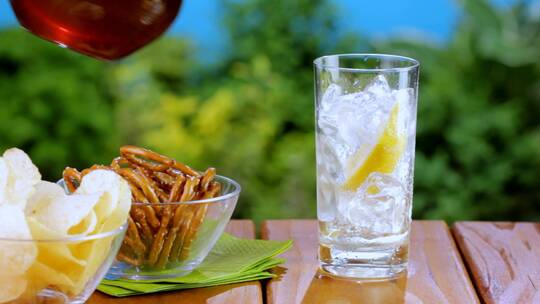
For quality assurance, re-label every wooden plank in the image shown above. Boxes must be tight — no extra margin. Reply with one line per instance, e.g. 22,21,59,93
262,220,479,304
453,221,540,304
88,220,263,304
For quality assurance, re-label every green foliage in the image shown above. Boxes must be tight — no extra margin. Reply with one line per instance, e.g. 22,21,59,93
0,29,118,179
135,56,318,221
0,0,539,222
374,1,540,221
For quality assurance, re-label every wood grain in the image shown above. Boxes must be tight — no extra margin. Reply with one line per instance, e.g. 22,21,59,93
453,221,540,304
88,220,263,304
262,220,478,304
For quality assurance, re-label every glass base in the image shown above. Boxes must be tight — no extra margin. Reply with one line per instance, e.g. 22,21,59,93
320,263,407,280
36,289,71,303
318,243,408,279
105,262,195,280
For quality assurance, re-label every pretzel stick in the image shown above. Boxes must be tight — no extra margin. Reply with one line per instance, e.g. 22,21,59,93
128,183,148,203
179,177,199,202
173,174,215,261
166,168,184,177
131,207,154,248
156,176,200,268
171,206,195,262
178,182,220,260
178,205,207,261
120,146,173,172
120,217,146,266
155,203,186,269
171,161,199,177
152,172,176,189
167,177,200,263
118,241,139,264
111,157,130,170
62,167,82,193
146,175,199,265
115,168,160,204
169,174,186,202
132,164,169,202
62,146,221,269
81,165,111,177
128,184,160,230
120,145,200,177
126,217,146,253
118,252,143,266
200,168,216,192
147,206,173,266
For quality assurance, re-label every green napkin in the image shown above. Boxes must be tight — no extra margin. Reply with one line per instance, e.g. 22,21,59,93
98,233,292,297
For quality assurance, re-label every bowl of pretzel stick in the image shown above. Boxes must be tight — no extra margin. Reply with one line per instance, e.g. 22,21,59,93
61,145,241,279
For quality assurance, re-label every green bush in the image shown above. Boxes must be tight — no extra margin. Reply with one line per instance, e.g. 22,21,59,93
0,29,118,180
374,1,540,220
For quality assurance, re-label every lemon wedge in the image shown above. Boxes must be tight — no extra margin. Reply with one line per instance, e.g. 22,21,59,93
342,103,405,191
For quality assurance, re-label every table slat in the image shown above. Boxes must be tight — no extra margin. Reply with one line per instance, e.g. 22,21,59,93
262,220,478,304
88,220,263,304
453,221,540,304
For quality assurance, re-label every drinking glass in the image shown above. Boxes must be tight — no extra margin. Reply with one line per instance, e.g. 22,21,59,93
314,54,419,279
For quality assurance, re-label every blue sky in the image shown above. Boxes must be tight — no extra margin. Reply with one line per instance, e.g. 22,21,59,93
0,0,518,59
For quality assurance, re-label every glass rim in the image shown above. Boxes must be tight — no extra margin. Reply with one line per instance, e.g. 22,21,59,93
0,222,127,243
313,53,420,73
58,174,241,206
132,174,242,206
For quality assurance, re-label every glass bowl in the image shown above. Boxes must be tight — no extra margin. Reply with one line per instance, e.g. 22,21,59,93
106,175,241,280
0,224,126,304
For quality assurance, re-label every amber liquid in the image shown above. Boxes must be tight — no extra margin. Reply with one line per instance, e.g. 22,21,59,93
10,0,182,60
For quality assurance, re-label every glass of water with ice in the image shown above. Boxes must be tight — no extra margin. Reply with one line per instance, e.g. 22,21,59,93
314,54,419,279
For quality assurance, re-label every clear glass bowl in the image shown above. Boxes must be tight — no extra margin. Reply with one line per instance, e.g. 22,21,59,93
0,224,126,304
106,175,241,280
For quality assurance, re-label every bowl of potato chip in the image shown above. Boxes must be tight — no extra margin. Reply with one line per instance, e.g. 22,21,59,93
0,148,131,304
62,146,241,279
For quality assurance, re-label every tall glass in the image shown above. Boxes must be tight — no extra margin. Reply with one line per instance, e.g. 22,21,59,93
314,54,419,279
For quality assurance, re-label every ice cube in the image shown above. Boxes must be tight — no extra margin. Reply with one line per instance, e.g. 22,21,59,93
317,76,398,169
365,74,391,96
339,173,409,236
317,174,337,222
319,84,342,112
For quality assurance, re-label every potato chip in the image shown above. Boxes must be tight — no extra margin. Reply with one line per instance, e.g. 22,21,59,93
0,152,132,300
68,210,98,235
26,261,75,295
27,218,84,264
0,158,7,204
70,170,131,294
0,205,37,275
26,217,64,240
99,175,131,233
26,217,87,296
25,181,65,217
29,192,102,235
2,148,40,208
71,236,116,294
75,170,128,229
0,275,27,303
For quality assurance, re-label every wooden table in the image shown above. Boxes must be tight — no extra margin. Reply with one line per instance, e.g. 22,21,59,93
90,220,540,304
89,220,263,304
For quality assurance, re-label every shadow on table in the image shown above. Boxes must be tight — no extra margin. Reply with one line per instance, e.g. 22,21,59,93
301,270,408,304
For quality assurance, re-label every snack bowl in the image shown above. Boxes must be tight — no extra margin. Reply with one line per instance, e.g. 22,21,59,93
106,175,241,280
0,223,127,304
